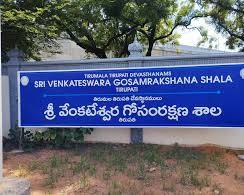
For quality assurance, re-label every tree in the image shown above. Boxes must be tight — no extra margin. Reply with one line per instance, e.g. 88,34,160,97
1,0,61,62
197,0,244,51
2,0,204,60
48,0,138,58
122,0,204,56
50,0,202,57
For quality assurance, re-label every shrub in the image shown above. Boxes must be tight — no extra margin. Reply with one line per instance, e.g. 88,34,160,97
33,127,93,148
7,127,93,150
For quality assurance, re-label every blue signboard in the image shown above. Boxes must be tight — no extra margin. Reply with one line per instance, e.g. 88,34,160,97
18,63,244,127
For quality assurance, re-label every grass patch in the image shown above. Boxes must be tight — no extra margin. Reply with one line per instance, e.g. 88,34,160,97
89,144,109,163
42,154,98,187
142,144,161,164
108,181,124,195
126,181,140,195
79,173,90,189
136,162,147,180
160,160,173,179
43,168,58,187
20,143,233,193
180,168,211,189
103,168,113,181
41,155,70,186
165,144,228,180
165,144,207,162
212,183,224,194
234,173,244,182
71,156,96,176
108,151,127,172
209,152,228,174
28,160,41,171
161,181,176,192
10,164,29,177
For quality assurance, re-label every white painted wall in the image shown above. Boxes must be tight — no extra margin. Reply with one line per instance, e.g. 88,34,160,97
84,128,130,144
2,75,244,148
2,75,10,138
0,49,3,178
143,128,244,149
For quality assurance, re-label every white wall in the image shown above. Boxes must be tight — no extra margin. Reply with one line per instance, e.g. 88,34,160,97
84,128,130,144
2,75,10,138
2,75,244,148
144,128,244,149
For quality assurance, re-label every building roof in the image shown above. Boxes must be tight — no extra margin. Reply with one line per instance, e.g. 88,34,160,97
153,44,230,55
41,39,236,61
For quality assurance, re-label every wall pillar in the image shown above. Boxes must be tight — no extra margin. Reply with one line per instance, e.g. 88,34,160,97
6,48,24,129
130,128,143,143
128,37,144,144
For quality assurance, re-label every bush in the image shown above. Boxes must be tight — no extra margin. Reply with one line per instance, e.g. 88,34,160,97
33,128,93,148
7,127,93,150
8,127,22,148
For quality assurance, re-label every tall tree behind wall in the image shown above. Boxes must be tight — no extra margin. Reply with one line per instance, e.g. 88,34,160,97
1,0,62,62
2,0,203,60
197,0,244,51
52,0,202,57
123,0,203,56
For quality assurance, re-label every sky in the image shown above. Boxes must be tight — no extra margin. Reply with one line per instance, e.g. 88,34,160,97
177,18,236,52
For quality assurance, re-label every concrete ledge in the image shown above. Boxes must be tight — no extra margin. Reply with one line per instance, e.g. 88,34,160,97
0,177,30,195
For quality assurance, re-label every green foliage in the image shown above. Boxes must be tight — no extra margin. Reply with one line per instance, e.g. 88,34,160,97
197,0,244,51
103,168,113,180
197,26,219,49
2,0,203,60
43,168,58,187
21,144,232,192
79,173,90,189
7,127,34,150
7,127,93,150
165,143,207,161
108,180,124,195
71,156,96,176
133,160,148,180
33,127,93,148
41,155,70,187
108,151,127,172
180,168,211,189
8,127,21,148
1,0,62,62
142,144,161,164
209,152,228,174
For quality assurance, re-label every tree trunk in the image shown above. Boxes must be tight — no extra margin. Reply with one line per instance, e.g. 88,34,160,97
95,51,107,58
146,39,154,56
87,47,107,58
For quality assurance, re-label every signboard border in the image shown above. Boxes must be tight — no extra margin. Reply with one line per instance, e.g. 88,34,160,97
18,62,244,128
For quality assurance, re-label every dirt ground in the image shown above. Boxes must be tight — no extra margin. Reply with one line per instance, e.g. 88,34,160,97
3,144,244,195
